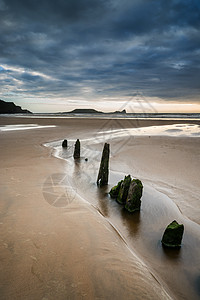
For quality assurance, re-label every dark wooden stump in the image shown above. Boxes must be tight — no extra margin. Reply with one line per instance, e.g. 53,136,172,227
62,139,68,147
162,220,184,248
73,139,80,159
97,143,110,187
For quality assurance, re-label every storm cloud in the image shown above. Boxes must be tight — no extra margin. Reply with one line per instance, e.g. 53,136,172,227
0,0,200,111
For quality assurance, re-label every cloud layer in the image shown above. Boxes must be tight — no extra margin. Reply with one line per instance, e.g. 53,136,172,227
0,0,200,111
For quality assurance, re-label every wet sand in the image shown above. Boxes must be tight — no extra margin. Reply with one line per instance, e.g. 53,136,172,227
0,116,200,300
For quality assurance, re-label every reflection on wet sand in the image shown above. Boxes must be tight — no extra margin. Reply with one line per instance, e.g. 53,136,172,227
121,210,141,238
97,187,109,217
162,246,182,261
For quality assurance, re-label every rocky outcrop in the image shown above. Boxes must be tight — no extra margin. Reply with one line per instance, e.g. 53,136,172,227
97,143,110,187
62,139,68,147
0,99,32,114
73,139,80,159
162,220,184,248
109,175,143,212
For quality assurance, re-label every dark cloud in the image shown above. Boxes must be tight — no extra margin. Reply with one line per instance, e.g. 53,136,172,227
0,0,200,111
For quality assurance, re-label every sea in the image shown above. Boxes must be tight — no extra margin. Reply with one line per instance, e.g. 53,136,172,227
0,112,200,120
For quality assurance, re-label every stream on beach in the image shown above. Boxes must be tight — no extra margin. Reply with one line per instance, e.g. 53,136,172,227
44,124,200,300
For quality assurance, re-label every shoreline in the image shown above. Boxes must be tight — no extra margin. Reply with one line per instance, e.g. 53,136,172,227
0,115,200,126
1,116,200,299
1,113,200,122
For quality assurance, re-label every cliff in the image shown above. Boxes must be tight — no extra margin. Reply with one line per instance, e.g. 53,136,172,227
0,99,32,114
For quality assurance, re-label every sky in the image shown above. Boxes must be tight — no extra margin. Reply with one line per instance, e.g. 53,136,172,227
0,0,200,113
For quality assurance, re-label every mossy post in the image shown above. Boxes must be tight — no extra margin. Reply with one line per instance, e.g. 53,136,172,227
97,143,110,187
73,139,80,159
109,176,143,212
162,220,184,248
109,180,123,198
117,175,131,205
62,139,68,147
125,179,143,212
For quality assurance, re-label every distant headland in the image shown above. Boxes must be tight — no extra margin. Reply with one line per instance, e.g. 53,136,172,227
0,100,127,115
0,99,32,114
61,108,127,114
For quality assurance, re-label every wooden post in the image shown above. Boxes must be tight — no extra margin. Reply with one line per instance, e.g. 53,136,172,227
73,139,80,159
97,143,110,186
62,139,68,147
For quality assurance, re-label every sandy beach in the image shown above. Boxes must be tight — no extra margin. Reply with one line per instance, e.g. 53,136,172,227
0,116,200,300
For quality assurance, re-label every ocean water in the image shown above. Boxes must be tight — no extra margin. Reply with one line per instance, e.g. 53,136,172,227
1,112,200,120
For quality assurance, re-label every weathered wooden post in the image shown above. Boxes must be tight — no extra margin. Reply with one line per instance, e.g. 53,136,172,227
73,139,80,159
162,220,184,248
62,139,68,147
97,143,110,187
109,176,143,213
125,179,143,212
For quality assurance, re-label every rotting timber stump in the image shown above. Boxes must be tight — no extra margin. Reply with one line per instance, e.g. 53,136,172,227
117,175,131,205
62,139,68,147
125,179,143,212
162,220,184,248
109,176,143,213
109,180,123,198
73,139,80,159
97,143,110,187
